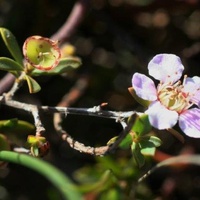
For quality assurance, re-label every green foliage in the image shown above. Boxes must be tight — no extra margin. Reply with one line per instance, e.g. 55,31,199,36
0,27,23,65
74,156,139,199
129,114,152,137
0,118,35,134
31,57,82,76
0,57,23,71
118,114,162,167
25,75,41,93
0,151,83,200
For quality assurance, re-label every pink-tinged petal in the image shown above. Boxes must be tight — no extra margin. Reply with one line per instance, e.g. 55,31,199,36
145,101,179,129
179,108,200,138
183,76,200,107
132,73,157,101
148,54,184,83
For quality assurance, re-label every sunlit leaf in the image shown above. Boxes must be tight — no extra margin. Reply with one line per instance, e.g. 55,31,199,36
107,136,118,146
129,114,152,137
140,140,156,156
148,135,162,147
27,135,46,146
25,75,41,93
0,28,23,65
119,134,133,149
128,87,151,107
31,57,81,76
0,57,23,71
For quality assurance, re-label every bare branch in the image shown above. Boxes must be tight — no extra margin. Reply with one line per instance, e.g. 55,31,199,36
0,73,15,95
58,113,136,156
51,0,90,43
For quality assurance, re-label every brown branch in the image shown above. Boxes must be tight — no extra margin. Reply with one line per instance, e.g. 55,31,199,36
52,73,137,156
59,113,136,156
51,0,90,43
0,73,15,95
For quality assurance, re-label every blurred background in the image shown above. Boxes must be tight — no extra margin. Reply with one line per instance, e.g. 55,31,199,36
0,0,200,199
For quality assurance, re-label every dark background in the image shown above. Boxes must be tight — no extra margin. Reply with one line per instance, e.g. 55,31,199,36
0,0,200,199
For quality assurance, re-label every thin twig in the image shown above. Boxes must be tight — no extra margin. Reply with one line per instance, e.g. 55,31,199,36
1,97,45,136
60,113,136,156
32,107,46,136
4,72,26,100
1,97,137,120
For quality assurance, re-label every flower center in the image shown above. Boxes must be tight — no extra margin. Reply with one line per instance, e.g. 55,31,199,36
157,76,192,113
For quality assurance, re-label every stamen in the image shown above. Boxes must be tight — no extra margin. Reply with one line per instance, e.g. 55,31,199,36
182,74,188,86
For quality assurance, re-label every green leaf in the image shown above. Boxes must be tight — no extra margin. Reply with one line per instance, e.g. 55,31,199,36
31,146,39,157
119,134,133,149
128,87,150,107
0,119,35,135
0,57,23,72
129,114,152,137
31,57,81,76
138,136,161,156
0,151,83,200
140,140,156,156
148,136,162,147
25,75,41,93
131,142,145,167
107,136,118,146
0,28,23,65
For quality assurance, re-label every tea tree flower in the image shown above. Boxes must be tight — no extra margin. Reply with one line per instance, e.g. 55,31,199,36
132,54,200,138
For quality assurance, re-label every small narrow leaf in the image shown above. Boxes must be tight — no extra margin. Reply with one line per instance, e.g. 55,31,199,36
0,57,23,71
140,140,156,156
0,28,23,65
31,57,81,76
25,75,41,93
128,87,150,107
107,136,118,146
148,136,162,147
131,142,145,167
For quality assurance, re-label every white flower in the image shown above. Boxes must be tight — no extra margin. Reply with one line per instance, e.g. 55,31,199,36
132,54,200,138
